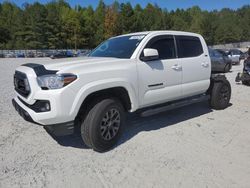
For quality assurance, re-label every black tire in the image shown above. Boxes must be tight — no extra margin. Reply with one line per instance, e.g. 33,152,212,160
242,80,250,86
224,64,230,73
80,98,125,152
210,80,231,110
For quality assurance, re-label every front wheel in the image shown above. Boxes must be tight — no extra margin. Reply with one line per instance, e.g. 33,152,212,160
80,98,125,152
210,80,231,110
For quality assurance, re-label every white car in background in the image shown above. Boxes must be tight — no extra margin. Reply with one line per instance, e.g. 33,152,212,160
228,49,243,65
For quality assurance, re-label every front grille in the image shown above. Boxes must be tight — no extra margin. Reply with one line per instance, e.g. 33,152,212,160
14,71,30,98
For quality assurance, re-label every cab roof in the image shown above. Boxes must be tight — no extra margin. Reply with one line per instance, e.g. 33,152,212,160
118,30,200,37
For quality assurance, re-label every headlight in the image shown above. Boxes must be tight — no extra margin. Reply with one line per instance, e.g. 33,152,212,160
37,74,77,90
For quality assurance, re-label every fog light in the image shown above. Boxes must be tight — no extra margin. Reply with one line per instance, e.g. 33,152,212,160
32,100,51,113
39,102,50,112
17,97,51,113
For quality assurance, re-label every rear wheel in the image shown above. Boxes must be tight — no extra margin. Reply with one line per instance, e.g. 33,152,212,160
224,64,230,73
80,98,125,152
210,80,231,110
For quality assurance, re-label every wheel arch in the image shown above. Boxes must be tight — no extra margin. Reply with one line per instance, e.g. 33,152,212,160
207,74,229,95
70,80,138,120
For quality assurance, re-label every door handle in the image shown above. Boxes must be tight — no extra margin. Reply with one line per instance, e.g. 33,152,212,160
202,62,209,67
171,64,182,70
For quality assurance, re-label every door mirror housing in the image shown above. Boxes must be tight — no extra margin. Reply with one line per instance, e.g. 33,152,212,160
141,48,159,61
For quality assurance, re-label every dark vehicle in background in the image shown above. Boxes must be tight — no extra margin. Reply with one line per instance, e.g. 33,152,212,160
77,49,91,57
228,49,243,65
215,49,233,64
236,58,250,86
50,51,65,59
209,48,232,73
43,50,54,57
16,52,25,58
240,51,249,61
0,53,4,58
36,51,44,57
50,50,74,59
26,51,35,58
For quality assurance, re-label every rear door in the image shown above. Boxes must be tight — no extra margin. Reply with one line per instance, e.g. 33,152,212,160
137,35,182,107
175,35,210,97
229,50,240,62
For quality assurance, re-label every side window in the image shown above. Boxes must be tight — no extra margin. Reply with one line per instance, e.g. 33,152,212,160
214,50,222,57
209,49,214,57
176,36,203,58
144,36,176,60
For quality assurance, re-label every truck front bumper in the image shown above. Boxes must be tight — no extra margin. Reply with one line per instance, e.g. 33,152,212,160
12,97,75,136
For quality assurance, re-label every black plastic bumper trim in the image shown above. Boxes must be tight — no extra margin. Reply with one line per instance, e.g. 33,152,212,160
18,97,51,113
44,121,75,136
12,98,75,136
12,99,37,124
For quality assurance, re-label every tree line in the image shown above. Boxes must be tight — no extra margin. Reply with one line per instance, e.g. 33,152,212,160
0,0,249,50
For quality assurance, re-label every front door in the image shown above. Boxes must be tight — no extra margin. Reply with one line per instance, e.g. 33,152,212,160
137,35,182,108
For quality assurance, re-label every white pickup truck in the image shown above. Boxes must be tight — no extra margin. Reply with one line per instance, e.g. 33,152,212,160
13,31,231,152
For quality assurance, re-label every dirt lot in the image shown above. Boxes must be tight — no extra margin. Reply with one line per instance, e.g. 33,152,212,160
0,58,250,188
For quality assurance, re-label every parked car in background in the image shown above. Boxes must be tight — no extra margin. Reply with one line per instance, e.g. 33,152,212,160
0,53,4,58
16,52,25,58
26,51,35,58
240,51,249,60
215,49,233,65
36,51,44,58
50,51,67,59
43,50,54,57
66,50,74,57
209,48,232,73
228,49,242,65
77,49,91,57
5,52,16,58
50,50,74,59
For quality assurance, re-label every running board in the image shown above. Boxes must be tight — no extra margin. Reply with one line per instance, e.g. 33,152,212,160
140,95,210,117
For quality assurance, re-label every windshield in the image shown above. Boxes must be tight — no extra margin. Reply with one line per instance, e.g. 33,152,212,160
89,35,145,59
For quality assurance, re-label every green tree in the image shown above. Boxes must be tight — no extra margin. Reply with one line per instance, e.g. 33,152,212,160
131,4,144,32
93,0,105,46
60,6,81,49
118,2,134,33
20,2,49,49
104,2,119,39
214,9,242,44
78,6,96,48
170,9,189,31
0,1,250,49
238,5,250,41
45,1,63,49
142,4,165,30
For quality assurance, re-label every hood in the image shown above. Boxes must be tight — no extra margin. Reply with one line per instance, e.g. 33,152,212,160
41,57,129,74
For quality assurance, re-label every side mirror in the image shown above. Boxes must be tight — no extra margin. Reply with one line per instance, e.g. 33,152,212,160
141,48,159,61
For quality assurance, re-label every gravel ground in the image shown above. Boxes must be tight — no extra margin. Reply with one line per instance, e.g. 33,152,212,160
0,58,250,188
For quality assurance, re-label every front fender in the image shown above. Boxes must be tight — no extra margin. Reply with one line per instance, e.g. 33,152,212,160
69,78,138,118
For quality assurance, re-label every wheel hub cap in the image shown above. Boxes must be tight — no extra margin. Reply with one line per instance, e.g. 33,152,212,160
100,108,120,140
220,85,230,102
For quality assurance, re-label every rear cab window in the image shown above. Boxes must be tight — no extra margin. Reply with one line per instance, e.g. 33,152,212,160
176,36,203,58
